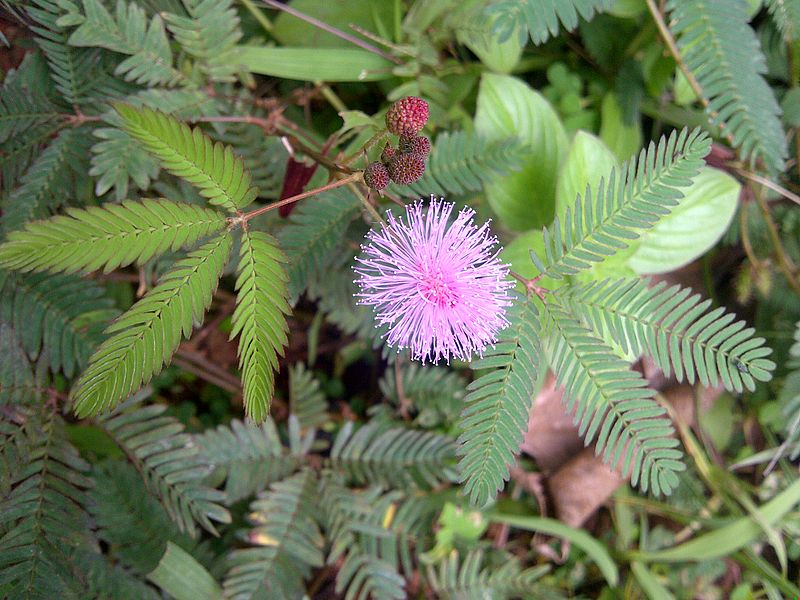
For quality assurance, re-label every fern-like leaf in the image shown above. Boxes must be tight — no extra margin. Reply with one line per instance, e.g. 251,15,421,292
289,363,328,430
321,478,420,600
543,300,685,495
0,60,60,145
559,277,776,392
91,459,201,574
667,0,787,172
116,104,259,212
163,0,243,83
0,323,42,406
71,233,232,417
0,410,95,598
330,421,457,489
231,230,290,422
0,199,227,275
90,126,161,201
278,187,361,301
27,0,107,104
2,128,89,234
68,0,186,86
196,418,298,504
223,470,323,600
97,402,230,536
487,0,614,45
531,127,710,281
778,321,800,460
0,270,116,377
766,0,800,41
426,550,554,600
379,362,467,427
456,295,542,507
394,131,528,197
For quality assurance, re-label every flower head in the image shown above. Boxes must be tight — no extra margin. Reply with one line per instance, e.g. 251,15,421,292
355,198,514,364
387,153,426,185
385,96,429,137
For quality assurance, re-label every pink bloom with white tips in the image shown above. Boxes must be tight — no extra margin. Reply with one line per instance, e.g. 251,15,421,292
354,197,514,364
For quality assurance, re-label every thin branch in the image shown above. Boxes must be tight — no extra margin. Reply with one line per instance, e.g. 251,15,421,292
509,270,548,301
753,187,800,295
260,0,402,64
235,172,363,223
734,168,800,207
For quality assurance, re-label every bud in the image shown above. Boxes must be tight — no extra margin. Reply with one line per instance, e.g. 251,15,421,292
364,161,390,191
385,96,429,137
388,153,426,185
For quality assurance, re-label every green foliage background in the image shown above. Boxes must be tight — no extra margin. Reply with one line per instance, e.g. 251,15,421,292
0,0,799,598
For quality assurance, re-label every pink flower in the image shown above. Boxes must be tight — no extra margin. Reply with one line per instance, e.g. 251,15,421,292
355,198,514,364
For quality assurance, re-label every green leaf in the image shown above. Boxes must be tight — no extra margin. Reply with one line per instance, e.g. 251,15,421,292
635,477,800,562
115,104,259,212
278,188,361,302
223,470,323,600
0,270,116,377
231,231,290,423
148,542,222,600
71,233,232,417
628,166,740,274
475,73,568,230
163,0,243,83
196,418,297,504
0,199,228,275
98,403,230,536
68,0,186,86
544,299,684,495
599,92,643,162
630,561,676,600
272,0,393,48
397,131,529,199
488,513,619,586
555,131,619,220
531,127,711,281
487,0,615,46
667,0,787,172
236,46,395,82
457,295,542,506
559,277,776,393
2,128,89,234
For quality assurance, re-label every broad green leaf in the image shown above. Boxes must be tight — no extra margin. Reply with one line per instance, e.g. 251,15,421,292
475,73,568,231
599,92,642,161
500,230,564,291
272,0,393,48
237,46,394,82
631,561,676,600
459,29,522,73
148,542,222,600
555,131,619,219
488,513,619,586
628,166,740,274
635,478,800,562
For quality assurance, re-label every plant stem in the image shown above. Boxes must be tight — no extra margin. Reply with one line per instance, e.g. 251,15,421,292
240,0,273,32
260,0,401,64
752,187,800,295
509,270,548,301
237,172,363,223
734,167,800,207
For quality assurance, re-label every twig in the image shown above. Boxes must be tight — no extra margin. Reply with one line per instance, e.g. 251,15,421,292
739,199,766,271
753,187,800,295
260,0,402,64
509,270,548,301
734,168,800,207
234,172,363,223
